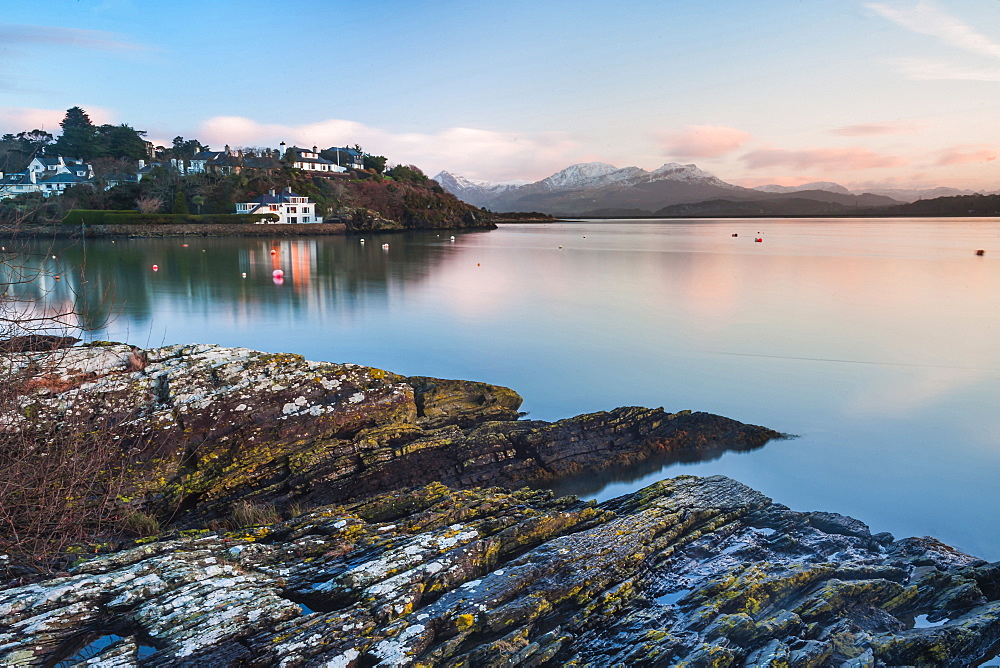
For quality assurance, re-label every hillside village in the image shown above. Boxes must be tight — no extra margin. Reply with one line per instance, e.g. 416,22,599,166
0,107,493,231
1,142,367,203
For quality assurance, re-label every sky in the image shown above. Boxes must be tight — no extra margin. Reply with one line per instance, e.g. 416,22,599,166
2,0,1000,190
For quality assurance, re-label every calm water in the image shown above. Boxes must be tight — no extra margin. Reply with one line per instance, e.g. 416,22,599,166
16,218,1000,559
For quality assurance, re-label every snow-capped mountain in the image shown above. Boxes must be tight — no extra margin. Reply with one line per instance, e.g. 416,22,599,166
432,171,529,208
433,162,747,214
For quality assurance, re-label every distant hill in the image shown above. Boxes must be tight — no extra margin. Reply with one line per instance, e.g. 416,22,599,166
435,163,902,216
754,181,983,204
872,193,1000,217
653,197,878,218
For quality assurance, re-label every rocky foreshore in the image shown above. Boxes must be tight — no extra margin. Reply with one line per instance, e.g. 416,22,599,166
2,343,998,666
4,476,1000,666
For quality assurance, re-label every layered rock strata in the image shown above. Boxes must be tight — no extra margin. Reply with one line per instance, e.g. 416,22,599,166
4,343,778,526
2,476,998,666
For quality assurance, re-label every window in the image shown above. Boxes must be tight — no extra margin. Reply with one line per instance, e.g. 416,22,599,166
303,207,310,214
289,217,297,224
288,207,297,213
303,216,310,223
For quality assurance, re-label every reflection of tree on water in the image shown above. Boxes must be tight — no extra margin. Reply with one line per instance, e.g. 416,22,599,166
45,232,480,340
1,241,92,337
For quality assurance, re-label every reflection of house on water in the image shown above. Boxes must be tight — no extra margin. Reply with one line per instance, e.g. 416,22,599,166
238,240,317,290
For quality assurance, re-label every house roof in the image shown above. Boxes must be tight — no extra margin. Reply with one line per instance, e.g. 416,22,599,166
293,154,335,165
243,189,308,206
209,154,243,167
326,147,363,158
0,173,34,185
41,173,87,184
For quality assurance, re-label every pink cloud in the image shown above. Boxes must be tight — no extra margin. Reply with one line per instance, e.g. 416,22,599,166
658,125,750,158
196,116,591,182
832,122,924,137
0,107,63,133
936,147,997,165
742,147,907,171
0,106,115,134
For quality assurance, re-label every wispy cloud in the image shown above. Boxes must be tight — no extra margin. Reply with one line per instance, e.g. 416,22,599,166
657,125,751,159
0,24,149,53
866,2,1000,81
742,146,906,171
866,2,1000,59
936,146,997,165
196,116,592,182
832,121,924,136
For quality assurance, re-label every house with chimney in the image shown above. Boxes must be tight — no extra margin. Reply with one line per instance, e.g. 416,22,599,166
235,187,323,224
279,143,344,173
0,156,95,199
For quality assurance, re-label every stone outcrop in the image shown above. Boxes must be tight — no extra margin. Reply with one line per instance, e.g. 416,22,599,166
3,476,999,666
4,343,780,527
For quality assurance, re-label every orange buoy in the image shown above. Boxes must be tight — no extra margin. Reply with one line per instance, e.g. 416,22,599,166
182,243,189,247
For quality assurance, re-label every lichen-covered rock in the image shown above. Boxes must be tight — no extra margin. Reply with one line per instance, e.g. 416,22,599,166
3,344,779,527
1,476,998,666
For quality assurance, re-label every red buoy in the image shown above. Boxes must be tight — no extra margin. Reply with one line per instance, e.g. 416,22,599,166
755,238,763,243
152,264,159,271
272,269,284,278
270,249,278,255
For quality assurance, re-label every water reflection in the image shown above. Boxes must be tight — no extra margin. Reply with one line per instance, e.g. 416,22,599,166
10,219,1000,560
544,434,778,499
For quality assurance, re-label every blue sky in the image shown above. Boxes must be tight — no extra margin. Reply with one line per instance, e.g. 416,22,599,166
2,0,1000,189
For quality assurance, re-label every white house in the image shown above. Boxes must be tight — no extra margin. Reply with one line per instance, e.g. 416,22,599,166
279,143,344,173
235,187,323,224
27,156,93,180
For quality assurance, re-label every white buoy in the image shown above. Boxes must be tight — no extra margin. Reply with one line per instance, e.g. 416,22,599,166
273,269,284,278
241,272,247,278
360,238,365,243
382,243,389,249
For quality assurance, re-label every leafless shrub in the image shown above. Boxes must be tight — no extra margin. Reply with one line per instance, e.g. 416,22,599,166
0,205,143,577
135,196,163,213
0,361,147,576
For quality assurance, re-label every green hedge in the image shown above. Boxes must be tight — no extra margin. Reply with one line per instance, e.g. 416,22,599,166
61,210,278,225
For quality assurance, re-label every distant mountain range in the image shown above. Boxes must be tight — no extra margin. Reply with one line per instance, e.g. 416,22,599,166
433,163,987,217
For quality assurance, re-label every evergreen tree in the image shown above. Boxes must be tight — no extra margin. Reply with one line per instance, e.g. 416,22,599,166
97,124,148,160
54,106,98,159
172,191,189,214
